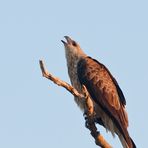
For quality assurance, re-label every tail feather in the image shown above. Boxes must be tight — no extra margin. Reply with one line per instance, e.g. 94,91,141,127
130,137,136,148
119,134,129,148
118,133,136,148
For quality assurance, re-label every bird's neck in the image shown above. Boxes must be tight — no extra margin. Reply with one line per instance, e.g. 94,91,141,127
65,48,86,65
65,48,87,83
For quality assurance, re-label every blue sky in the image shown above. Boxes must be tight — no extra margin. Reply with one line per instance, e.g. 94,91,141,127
0,0,147,147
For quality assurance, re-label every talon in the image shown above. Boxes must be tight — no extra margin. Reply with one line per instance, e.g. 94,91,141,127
85,119,89,128
84,112,89,128
83,110,87,116
94,117,105,127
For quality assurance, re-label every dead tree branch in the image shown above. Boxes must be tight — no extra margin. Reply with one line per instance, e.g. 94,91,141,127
39,60,112,148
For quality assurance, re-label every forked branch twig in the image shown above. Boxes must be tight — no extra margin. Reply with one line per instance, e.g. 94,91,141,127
39,60,112,148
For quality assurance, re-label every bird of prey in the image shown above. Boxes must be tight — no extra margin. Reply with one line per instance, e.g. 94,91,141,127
61,36,136,148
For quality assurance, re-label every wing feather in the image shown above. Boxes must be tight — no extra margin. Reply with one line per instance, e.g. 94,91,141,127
91,57,126,106
77,57,129,135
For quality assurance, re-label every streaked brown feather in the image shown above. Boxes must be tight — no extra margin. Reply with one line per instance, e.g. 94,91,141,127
77,56,132,146
78,57,121,110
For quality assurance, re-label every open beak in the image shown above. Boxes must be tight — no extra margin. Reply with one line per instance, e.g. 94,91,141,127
61,36,73,45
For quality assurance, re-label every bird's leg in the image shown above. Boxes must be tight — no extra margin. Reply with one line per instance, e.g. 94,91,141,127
82,85,95,128
83,109,90,128
83,110,95,129
83,109,100,138
84,112,105,128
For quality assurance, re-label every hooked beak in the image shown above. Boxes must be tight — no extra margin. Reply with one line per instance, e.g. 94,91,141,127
61,36,73,45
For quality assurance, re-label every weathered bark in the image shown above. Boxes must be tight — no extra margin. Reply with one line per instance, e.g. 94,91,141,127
39,60,112,148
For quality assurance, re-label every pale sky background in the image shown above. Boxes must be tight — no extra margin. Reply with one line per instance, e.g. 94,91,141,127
0,0,147,148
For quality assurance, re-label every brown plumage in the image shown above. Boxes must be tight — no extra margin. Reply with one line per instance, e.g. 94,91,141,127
61,36,136,148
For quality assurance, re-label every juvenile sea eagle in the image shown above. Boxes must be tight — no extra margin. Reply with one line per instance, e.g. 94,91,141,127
61,36,136,148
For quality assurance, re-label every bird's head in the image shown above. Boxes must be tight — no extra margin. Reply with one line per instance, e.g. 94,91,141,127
61,36,85,56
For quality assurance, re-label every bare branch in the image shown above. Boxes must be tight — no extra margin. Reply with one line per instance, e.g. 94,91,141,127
39,60,83,98
39,60,112,148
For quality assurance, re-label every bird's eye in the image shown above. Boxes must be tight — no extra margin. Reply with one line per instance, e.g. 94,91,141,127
72,41,77,46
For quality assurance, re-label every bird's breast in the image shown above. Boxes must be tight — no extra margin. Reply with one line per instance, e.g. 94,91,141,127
67,59,85,110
